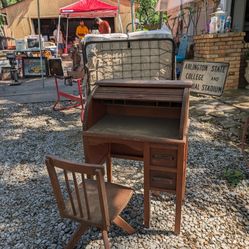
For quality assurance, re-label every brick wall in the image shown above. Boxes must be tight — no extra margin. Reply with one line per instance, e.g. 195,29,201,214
194,32,245,89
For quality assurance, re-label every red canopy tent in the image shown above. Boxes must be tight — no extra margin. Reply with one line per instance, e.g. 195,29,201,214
60,0,118,18
56,0,121,55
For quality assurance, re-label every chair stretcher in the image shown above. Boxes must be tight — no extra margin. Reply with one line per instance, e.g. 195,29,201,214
53,75,85,122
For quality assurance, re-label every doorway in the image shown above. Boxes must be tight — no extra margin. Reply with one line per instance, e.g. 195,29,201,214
32,17,115,42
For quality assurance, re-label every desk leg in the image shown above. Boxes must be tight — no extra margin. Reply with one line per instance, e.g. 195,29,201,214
144,188,151,228
175,144,184,235
106,154,112,183
175,189,183,235
182,142,188,202
144,143,150,228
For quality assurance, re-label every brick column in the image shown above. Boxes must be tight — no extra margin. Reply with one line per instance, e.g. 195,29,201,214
194,32,245,89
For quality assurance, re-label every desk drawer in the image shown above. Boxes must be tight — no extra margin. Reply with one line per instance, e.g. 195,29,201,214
150,147,177,168
111,142,143,158
150,170,176,190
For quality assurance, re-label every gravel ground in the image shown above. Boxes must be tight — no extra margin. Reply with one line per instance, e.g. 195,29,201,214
0,101,248,249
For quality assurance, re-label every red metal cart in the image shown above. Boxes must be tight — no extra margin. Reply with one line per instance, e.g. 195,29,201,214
48,59,85,122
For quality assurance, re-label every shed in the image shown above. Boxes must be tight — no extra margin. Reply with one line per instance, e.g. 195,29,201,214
0,0,132,40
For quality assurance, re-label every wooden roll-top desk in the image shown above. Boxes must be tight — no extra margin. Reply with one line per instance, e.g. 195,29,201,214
83,79,192,234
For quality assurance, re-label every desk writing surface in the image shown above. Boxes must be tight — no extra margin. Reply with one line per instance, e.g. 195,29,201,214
88,115,180,139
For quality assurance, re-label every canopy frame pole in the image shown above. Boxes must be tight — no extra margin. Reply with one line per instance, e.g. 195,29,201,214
37,0,45,88
118,14,124,33
56,15,61,57
65,15,69,53
131,0,135,32
118,0,123,33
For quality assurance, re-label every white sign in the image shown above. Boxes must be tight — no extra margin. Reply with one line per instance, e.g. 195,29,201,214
180,61,229,96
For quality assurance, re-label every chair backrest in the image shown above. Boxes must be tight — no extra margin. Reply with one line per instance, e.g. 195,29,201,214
45,155,110,229
177,35,188,59
48,58,64,76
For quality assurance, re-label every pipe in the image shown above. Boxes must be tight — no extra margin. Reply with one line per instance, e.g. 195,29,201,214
204,0,208,33
131,0,134,32
56,15,61,57
66,16,69,53
118,0,123,33
37,0,45,88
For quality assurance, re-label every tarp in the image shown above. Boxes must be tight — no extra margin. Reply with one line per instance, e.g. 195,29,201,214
60,0,118,18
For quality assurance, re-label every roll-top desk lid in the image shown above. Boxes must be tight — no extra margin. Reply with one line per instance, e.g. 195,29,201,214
92,79,192,103
96,79,192,88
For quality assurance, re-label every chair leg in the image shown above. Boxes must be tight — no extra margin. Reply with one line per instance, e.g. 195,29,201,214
65,223,88,249
102,230,110,249
174,189,183,235
113,215,135,234
144,188,151,228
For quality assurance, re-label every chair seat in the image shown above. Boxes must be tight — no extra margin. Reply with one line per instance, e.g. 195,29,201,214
176,55,185,63
64,179,133,227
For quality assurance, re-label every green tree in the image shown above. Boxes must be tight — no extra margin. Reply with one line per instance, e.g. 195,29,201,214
135,0,167,25
0,0,22,31
0,0,8,8
0,0,22,8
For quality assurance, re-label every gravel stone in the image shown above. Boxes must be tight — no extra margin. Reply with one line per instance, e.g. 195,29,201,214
0,99,248,249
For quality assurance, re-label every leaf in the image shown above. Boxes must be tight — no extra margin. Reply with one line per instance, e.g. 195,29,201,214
223,168,245,187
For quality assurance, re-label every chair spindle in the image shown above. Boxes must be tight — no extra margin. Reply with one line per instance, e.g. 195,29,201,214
81,173,91,220
64,170,77,216
72,172,84,218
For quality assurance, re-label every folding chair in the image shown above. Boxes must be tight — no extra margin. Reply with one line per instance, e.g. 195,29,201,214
176,35,188,63
48,58,84,122
46,155,135,249
176,35,188,78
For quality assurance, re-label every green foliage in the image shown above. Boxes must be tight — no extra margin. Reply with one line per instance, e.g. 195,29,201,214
0,15,4,27
135,0,168,25
223,168,245,187
0,0,22,8
0,0,22,28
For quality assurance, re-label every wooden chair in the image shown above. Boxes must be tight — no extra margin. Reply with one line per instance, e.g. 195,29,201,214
45,155,135,249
